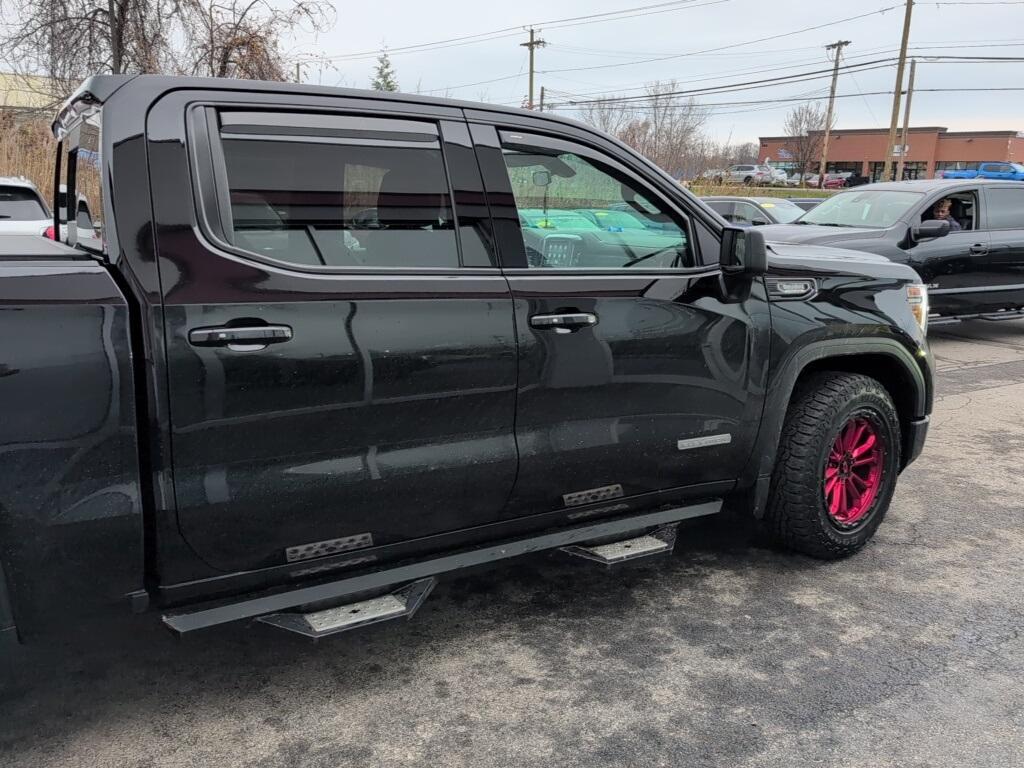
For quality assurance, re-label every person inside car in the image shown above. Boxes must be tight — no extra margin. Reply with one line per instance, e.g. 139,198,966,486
927,198,962,231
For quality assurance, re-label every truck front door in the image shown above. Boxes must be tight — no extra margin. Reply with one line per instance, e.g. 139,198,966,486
470,123,770,518
150,100,518,573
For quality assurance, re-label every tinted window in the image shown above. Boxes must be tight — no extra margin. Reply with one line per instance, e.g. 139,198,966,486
219,118,458,269
753,197,805,224
501,137,692,269
986,188,1024,229
706,201,735,221
732,202,766,226
0,186,47,221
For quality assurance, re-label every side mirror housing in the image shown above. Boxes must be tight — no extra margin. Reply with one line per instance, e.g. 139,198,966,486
721,226,768,276
912,219,950,242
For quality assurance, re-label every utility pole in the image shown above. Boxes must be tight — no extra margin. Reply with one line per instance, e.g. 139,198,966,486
108,0,121,74
883,0,915,182
520,27,547,109
817,39,851,188
895,58,917,181
295,62,302,84
539,86,545,112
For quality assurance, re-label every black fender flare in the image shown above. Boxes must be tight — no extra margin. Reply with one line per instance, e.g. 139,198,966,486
740,337,929,517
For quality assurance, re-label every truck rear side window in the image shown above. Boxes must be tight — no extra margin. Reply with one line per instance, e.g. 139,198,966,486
216,115,458,269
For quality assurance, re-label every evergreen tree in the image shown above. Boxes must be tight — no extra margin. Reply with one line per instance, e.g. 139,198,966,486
370,50,398,92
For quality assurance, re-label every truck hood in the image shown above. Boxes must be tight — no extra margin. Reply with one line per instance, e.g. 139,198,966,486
760,223,887,245
766,241,915,281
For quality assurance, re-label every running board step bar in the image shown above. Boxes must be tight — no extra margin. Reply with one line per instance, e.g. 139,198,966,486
561,524,678,565
162,500,720,635
257,578,435,640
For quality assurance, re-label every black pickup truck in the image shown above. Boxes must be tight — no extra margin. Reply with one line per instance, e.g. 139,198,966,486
0,76,933,657
763,179,1024,323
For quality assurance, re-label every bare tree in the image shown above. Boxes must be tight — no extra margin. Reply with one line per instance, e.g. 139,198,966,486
782,102,831,184
0,0,333,107
180,0,332,80
576,81,707,179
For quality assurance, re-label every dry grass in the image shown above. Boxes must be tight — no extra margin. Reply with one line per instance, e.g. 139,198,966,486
0,116,55,200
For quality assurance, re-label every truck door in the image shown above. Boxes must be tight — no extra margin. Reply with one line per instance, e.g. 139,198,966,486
978,185,1024,312
911,188,991,316
470,123,770,518
150,101,518,573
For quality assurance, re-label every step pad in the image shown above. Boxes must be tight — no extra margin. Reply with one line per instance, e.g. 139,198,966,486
257,577,434,639
561,524,678,565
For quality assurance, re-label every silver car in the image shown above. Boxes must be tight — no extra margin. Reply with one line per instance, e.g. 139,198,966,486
0,177,52,237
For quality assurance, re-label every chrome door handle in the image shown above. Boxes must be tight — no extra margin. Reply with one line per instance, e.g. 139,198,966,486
529,313,598,333
968,244,988,255
188,324,293,348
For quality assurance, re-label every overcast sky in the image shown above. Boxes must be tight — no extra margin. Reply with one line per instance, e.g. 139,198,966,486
285,0,1024,143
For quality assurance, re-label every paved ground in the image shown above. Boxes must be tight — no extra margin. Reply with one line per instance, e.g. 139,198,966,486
3,321,1023,768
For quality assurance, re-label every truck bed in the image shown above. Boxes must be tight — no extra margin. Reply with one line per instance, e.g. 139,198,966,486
0,234,93,260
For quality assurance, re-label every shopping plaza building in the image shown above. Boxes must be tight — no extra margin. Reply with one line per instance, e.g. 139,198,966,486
758,126,1024,181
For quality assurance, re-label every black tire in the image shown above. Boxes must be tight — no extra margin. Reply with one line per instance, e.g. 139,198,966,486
743,175,753,185
765,372,901,559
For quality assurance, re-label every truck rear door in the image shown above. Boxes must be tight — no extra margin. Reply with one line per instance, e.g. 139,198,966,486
148,96,518,573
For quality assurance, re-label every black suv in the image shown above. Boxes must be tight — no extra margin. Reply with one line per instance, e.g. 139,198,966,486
0,76,932,651
762,179,1024,322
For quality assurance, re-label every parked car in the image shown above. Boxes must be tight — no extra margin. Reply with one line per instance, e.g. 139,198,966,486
759,165,790,186
715,164,771,185
0,177,52,237
0,75,933,667
702,196,806,226
760,179,1024,321
942,162,1024,181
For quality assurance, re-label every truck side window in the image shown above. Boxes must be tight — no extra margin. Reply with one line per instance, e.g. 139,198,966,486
986,188,1024,230
499,135,693,270
217,116,458,269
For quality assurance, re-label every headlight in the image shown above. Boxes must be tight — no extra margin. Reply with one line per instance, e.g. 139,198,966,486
907,284,929,334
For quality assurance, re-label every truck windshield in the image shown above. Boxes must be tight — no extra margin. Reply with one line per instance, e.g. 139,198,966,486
0,186,47,221
799,190,924,229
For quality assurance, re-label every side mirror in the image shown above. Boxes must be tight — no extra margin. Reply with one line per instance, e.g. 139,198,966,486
751,218,769,226
721,226,768,276
912,219,950,242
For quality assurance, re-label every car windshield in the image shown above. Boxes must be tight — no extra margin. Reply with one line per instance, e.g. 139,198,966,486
799,190,924,228
0,186,47,221
752,197,805,224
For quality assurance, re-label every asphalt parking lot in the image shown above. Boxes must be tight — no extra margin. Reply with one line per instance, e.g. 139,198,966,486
2,320,1023,768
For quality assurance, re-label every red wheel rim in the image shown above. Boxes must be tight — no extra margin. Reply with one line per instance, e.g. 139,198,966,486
824,417,884,526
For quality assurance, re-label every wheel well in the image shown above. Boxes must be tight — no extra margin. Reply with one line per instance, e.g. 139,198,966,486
795,354,918,467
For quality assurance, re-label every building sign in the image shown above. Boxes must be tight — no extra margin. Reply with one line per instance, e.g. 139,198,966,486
893,144,910,157
777,148,793,159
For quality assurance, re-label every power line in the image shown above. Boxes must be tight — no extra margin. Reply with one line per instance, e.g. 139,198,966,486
549,86,1024,111
534,6,904,76
320,0,725,62
550,59,900,106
